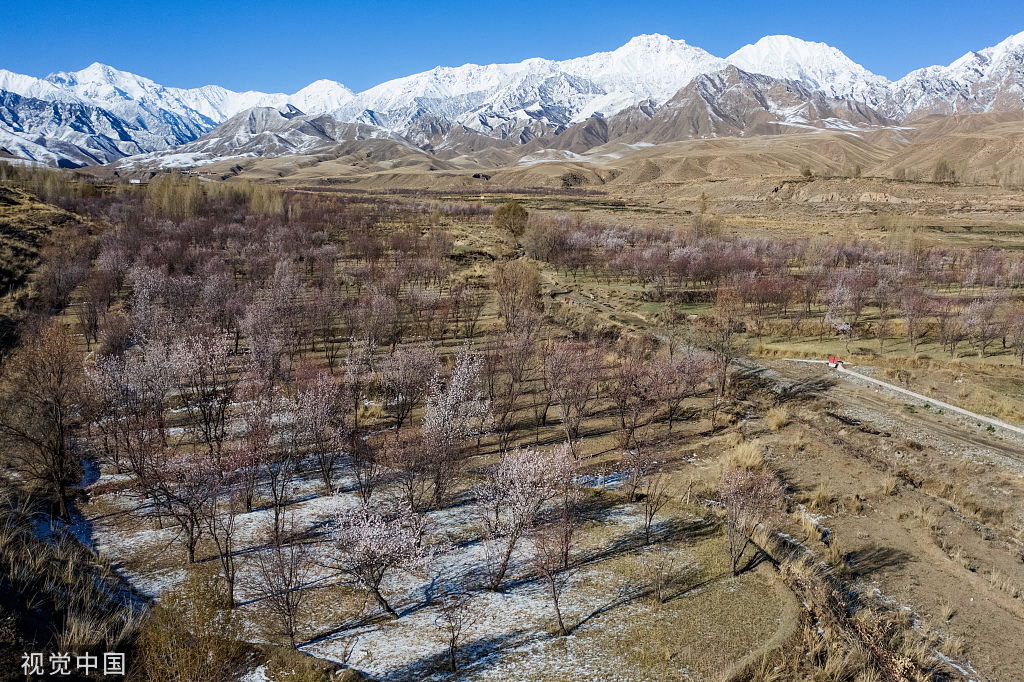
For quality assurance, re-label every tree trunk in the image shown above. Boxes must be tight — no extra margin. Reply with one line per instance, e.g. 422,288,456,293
488,533,520,592
370,585,398,619
549,578,566,636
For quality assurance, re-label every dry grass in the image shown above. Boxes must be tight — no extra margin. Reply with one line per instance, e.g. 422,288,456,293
914,504,938,532
939,634,965,658
775,535,948,682
948,545,972,571
807,484,834,512
764,407,790,432
0,482,143,650
987,568,1022,598
882,475,899,496
797,511,822,543
722,440,766,471
826,540,848,577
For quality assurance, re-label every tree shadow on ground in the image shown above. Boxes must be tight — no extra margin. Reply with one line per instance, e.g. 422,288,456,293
575,516,719,571
847,544,913,578
777,376,837,400
356,629,531,682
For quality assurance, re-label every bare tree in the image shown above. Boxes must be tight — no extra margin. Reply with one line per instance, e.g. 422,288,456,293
86,353,147,473
453,285,485,339
78,298,102,350
656,350,714,432
620,445,655,505
545,340,602,457
692,289,747,397
610,353,661,452
641,471,673,546
632,544,686,605
900,285,930,351
292,371,345,494
0,322,84,520
145,448,216,564
718,468,785,576
349,445,382,505
935,299,966,359
232,363,278,512
248,519,314,648
377,429,429,514
492,261,540,332
1010,305,1024,366
492,325,539,449
174,333,236,458
263,451,297,541
203,474,242,608
528,518,576,636
433,587,480,672
874,269,897,354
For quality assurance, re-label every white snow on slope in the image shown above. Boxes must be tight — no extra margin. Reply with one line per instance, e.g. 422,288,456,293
6,29,1024,167
727,35,892,105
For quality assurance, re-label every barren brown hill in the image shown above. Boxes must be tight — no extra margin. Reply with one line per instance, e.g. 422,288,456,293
869,111,1024,185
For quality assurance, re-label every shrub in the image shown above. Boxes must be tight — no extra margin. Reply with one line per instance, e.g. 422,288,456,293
137,571,248,682
493,201,529,236
560,171,587,188
931,158,956,183
765,406,790,431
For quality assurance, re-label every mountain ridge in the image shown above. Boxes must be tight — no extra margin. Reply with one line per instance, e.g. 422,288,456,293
3,30,1024,168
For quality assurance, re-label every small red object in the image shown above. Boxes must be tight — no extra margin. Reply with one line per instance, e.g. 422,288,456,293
828,355,839,368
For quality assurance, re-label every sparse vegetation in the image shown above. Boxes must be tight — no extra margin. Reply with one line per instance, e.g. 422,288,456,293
0,165,1018,681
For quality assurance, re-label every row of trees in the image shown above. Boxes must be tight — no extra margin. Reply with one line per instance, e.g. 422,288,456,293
7,175,1017,675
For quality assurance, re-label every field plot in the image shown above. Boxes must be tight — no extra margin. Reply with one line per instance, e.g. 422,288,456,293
1,164,1023,681
79,449,796,681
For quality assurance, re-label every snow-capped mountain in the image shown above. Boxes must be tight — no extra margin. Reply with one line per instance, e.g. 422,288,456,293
0,63,353,166
884,30,1024,121
330,34,726,135
116,103,399,170
727,35,892,106
4,29,1024,168
0,90,151,167
637,66,893,142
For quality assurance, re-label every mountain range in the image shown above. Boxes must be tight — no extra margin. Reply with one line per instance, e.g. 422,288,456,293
1,31,1023,169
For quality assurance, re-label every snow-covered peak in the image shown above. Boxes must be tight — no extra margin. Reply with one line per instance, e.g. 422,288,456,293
0,69,74,102
727,35,891,103
290,79,355,113
562,33,726,97
885,28,1024,120
45,62,166,103
33,63,356,123
897,29,1024,85
940,29,1024,79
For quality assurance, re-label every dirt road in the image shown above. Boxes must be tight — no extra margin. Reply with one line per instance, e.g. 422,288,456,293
756,357,1024,469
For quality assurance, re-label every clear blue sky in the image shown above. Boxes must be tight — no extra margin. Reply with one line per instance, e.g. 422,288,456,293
2,0,1022,93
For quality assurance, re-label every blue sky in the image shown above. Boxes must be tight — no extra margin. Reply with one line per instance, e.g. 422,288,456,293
2,0,1022,93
